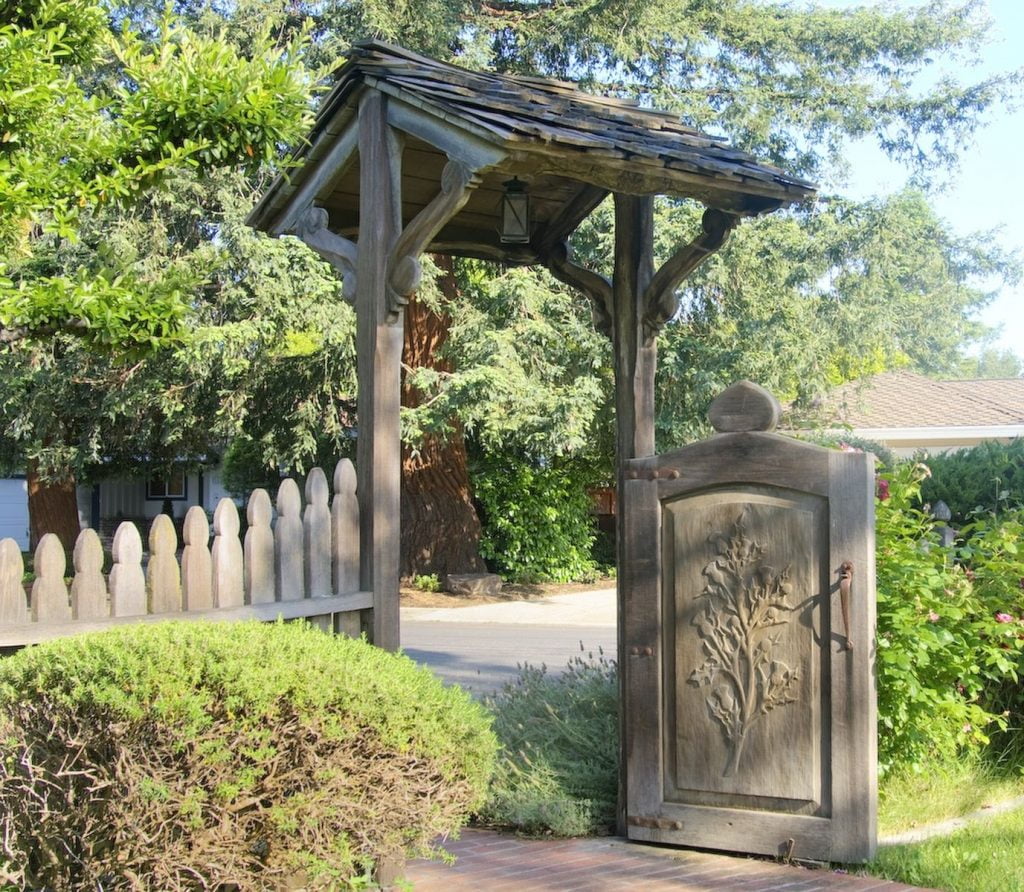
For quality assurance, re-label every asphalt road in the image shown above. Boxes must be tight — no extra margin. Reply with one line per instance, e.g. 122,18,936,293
400,619,616,695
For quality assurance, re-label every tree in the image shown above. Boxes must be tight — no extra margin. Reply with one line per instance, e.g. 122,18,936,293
0,0,316,548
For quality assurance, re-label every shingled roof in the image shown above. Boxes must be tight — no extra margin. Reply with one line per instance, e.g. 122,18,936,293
821,371,1024,454
248,41,816,262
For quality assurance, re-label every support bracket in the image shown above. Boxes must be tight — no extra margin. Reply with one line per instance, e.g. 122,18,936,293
387,159,479,322
641,208,738,343
292,206,359,304
544,241,614,337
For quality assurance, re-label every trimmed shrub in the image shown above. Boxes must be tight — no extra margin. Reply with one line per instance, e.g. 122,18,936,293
0,621,497,890
471,451,600,583
480,647,618,837
920,437,1024,523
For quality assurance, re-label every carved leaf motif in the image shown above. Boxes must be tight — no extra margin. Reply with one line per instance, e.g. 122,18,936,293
689,509,801,777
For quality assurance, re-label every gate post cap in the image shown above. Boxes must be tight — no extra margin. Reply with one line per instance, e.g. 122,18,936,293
708,381,781,432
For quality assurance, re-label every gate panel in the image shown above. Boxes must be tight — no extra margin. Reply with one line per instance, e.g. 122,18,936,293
622,382,876,863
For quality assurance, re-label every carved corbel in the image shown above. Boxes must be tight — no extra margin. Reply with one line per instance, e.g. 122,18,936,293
544,241,614,337
642,208,738,343
292,207,358,304
387,160,479,321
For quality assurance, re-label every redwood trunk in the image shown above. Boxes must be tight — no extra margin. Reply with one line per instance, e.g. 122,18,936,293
26,460,81,554
400,259,486,579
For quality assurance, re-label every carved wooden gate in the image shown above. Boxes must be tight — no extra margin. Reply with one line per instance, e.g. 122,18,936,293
621,382,877,862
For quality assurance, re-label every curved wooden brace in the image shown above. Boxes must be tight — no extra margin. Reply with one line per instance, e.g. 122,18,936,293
544,241,614,337
642,208,738,343
387,159,480,320
293,206,359,304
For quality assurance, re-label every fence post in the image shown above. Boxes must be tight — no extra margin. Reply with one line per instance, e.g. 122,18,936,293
245,489,275,605
71,528,108,620
305,467,331,598
110,522,146,617
31,533,71,623
275,478,304,601
212,498,244,608
0,539,27,624
182,506,213,611
332,459,360,596
148,514,181,613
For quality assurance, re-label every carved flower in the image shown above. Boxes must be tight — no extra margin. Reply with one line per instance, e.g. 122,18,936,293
689,662,716,687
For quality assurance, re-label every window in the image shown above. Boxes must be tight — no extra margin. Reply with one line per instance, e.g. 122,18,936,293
147,471,187,500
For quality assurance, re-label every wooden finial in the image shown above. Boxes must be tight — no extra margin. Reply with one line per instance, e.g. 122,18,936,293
708,381,781,433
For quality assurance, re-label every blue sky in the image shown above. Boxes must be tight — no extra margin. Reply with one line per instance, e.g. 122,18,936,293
822,0,1023,366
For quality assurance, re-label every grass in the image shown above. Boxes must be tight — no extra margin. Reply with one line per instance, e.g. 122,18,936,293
853,760,1024,891
878,759,1024,835
864,805,1024,891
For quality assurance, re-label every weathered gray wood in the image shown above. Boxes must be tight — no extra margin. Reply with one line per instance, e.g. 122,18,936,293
545,240,613,336
294,206,358,303
0,590,374,648
304,467,331,598
147,514,181,614
30,533,70,623
612,192,656,836
181,506,213,611
109,522,146,617
708,380,782,433
275,124,360,236
620,392,877,862
245,488,276,605
355,90,404,651
387,159,479,317
827,447,878,862
332,459,360,595
641,209,737,340
70,528,108,620
334,609,363,639
0,538,27,624
385,95,507,171
212,498,244,608
275,478,304,601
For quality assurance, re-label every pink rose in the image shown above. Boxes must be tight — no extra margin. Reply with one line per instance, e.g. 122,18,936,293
995,613,1014,624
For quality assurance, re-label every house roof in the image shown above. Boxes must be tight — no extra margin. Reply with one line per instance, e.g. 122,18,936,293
248,41,816,262
817,371,1024,454
826,371,1024,429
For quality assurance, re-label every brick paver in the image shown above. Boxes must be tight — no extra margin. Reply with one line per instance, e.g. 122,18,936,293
404,830,930,891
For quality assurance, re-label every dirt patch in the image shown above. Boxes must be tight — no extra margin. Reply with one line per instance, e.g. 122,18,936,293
400,577,616,609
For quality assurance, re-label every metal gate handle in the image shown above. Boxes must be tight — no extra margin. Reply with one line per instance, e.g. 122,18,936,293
838,561,853,651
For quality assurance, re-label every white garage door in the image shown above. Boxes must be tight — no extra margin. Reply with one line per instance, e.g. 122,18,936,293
0,478,30,550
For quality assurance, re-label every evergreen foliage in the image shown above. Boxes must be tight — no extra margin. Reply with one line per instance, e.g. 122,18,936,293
0,621,496,888
920,438,1024,524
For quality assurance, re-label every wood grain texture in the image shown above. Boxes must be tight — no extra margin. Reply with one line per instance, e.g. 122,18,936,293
181,505,213,611
147,515,181,614
109,521,146,617
275,478,304,601
0,539,26,624
245,488,275,605
304,467,332,598
355,91,403,651
332,459,360,595
621,408,877,863
708,380,782,432
70,528,107,620
212,498,244,608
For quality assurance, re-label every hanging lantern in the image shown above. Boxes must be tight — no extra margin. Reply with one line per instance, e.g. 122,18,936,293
499,177,530,244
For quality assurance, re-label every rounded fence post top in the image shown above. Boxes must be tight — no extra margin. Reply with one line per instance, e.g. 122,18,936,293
708,381,781,433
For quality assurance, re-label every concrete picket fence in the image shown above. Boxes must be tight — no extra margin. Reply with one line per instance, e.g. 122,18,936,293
0,460,369,648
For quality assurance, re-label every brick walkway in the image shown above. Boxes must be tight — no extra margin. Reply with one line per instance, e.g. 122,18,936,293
404,830,930,891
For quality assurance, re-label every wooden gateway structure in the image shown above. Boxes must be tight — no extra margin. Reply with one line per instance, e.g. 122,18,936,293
249,43,876,861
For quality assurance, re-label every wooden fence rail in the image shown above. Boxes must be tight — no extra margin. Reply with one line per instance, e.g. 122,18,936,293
0,460,370,648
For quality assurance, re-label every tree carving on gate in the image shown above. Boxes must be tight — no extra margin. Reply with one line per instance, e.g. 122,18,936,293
688,510,801,776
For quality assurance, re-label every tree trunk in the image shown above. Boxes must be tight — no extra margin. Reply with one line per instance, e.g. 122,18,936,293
26,459,81,554
400,258,486,579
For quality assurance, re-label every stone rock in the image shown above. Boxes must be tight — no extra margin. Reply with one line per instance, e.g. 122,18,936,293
445,573,504,596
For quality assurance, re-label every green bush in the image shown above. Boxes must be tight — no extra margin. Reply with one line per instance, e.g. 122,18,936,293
412,573,442,593
0,621,497,890
471,451,600,583
875,462,1024,773
480,647,618,837
920,438,1024,523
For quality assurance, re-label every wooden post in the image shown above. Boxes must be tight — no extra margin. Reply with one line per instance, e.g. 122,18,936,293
355,92,404,651
611,192,656,836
